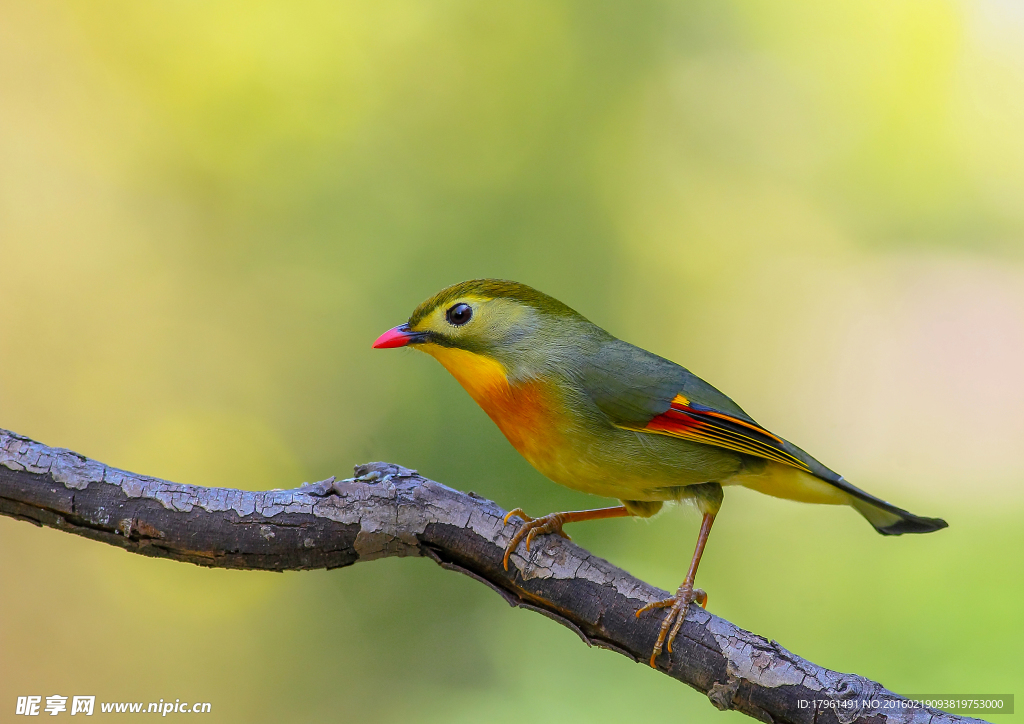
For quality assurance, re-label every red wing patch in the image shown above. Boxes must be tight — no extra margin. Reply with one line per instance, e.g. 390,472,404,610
643,395,811,471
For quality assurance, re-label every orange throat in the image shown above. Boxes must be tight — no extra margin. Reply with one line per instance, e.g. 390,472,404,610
419,344,562,469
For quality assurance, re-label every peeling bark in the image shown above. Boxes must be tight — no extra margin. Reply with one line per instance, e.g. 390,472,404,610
0,428,987,724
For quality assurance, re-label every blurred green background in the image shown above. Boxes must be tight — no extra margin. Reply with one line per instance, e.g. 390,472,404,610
2,1,1023,721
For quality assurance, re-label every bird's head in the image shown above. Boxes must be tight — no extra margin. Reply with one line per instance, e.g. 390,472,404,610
373,279,593,387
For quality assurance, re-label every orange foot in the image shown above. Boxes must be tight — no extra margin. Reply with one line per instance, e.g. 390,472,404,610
635,580,708,668
501,509,571,570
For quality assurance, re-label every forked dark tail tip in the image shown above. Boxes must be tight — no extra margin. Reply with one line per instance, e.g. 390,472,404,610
875,514,948,536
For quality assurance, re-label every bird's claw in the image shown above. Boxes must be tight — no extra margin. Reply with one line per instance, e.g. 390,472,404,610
635,582,708,668
501,509,571,570
502,508,532,526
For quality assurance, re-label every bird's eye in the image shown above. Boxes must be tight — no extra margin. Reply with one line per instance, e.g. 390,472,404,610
446,303,473,326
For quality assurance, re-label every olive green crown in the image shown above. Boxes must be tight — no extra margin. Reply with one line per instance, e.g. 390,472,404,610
409,279,581,326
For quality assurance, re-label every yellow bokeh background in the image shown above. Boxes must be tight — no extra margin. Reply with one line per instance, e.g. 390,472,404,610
2,1,1022,721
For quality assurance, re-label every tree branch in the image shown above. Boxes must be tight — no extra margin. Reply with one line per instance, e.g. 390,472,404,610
0,427,985,724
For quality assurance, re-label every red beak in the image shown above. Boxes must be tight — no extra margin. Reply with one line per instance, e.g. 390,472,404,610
373,324,419,349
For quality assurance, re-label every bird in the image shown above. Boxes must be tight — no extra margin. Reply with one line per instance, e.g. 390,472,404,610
372,279,947,667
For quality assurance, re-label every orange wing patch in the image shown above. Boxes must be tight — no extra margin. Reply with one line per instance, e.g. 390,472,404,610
644,395,811,472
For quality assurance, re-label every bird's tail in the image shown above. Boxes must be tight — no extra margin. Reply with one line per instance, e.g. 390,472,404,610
731,462,948,535
850,496,948,536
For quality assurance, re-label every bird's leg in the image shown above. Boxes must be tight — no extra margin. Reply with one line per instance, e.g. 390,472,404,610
502,506,631,571
636,511,716,668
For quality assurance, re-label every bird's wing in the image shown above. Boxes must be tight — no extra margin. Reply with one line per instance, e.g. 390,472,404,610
581,338,813,473
580,337,947,534
641,394,811,472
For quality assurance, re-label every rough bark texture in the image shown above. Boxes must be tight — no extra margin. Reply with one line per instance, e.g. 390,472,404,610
0,427,986,724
